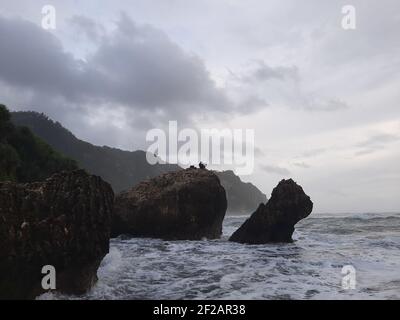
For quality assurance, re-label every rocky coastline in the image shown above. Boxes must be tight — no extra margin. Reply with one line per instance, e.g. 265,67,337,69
1,166,313,299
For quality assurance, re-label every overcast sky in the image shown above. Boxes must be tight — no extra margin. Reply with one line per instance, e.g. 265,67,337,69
1,0,399,213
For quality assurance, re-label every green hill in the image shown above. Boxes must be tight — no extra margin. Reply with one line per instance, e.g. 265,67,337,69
0,104,77,182
11,110,180,192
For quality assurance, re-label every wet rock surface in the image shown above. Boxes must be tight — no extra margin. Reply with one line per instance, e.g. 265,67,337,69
229,179,313,244
0,170,114,299
112,168,227,240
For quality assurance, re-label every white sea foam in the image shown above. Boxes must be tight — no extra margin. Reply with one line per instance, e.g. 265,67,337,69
38,213,400,300
99,247,122,274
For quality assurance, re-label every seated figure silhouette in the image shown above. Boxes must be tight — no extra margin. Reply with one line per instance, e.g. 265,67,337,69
199,162,207,169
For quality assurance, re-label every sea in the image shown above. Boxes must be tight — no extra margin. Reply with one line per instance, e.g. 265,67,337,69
38,212,400,300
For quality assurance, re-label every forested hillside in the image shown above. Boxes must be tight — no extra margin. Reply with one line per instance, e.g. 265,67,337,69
0,104,77,182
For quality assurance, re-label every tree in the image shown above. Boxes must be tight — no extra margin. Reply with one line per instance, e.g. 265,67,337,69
0,104,78,183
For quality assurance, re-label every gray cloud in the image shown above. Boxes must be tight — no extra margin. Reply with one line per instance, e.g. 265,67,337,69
261,164,291,176
357,133,400,148
304,98,349,112
355,133,400,156
69,15,105,42
355,148,383,157
293,162,311,169
236,95,269,113
0,14,230,127
0,16,82,100
300,148,327,158
254,146,266,158
88,14,230,113
243,61,300,83
229,60,349,113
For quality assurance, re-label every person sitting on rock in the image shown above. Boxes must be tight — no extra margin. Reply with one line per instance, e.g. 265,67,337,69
199,162,207,169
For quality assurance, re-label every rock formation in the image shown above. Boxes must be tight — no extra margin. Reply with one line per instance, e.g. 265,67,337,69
229,179,313,244
112,168,227,240
0,170,114,300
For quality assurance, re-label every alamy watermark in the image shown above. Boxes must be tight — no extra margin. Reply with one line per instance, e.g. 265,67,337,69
41,265,56,291
40,5,356,32
341,265,356,290
146,121,255,175
341,5,356,30
41,5,56,30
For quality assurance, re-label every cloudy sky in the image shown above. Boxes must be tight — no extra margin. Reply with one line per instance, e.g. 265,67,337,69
1,0,399,213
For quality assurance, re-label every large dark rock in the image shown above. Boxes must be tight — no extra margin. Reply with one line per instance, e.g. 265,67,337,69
229,179,313,244
112,168,227,240
0,170,114,300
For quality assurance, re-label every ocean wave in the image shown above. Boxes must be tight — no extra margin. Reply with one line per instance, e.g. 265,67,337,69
38,214,400,300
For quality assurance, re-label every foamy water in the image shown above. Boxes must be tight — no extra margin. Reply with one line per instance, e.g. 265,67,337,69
38,213,400,300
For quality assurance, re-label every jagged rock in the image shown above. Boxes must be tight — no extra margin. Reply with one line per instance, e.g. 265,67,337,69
0,170,114,300
112,168,227,240
229,179,313,244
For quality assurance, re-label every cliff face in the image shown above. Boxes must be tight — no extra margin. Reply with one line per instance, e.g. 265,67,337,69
112,168,227,240
229,179,313,244
0,170,114,300
215,170,267,215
